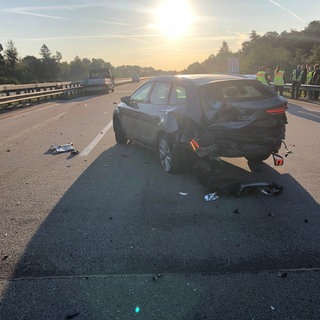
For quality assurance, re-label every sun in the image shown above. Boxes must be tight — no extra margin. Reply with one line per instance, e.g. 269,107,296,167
154,0,193,38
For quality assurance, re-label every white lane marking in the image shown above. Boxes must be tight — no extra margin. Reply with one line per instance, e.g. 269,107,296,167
80,120,113,157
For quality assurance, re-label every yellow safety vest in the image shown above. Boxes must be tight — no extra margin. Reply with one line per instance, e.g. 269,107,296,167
257,71,269,85
306,71,313,84
274,70,285,86
291,69,302,82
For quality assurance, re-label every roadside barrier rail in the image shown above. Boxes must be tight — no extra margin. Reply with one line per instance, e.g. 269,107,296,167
0,82,82,108
282,83,320,92
0,78,146,109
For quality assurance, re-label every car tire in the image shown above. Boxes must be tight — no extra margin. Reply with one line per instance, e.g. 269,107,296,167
158,134,183,173
113,118,127,144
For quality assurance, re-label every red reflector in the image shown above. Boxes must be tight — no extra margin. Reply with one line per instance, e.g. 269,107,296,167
190,139,200,151
266,107,287,114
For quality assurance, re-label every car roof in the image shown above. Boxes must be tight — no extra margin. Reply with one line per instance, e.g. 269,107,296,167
149,74,251,86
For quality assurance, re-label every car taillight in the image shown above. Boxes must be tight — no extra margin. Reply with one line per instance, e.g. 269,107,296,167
266,106,287,115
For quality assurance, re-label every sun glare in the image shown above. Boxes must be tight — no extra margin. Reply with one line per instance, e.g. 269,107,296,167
154,0,193,38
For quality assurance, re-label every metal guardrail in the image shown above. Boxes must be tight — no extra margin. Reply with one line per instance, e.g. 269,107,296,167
0,78,139,109
0,82,82,108
282,83,320,92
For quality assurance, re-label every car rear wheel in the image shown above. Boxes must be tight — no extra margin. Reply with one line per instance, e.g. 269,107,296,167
113,118,127,144
158,135,183,173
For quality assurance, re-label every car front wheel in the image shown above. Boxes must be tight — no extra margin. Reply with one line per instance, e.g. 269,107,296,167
113,118,127,144
158,135,183,173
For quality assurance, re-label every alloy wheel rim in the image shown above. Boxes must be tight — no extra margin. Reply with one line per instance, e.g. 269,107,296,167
159,138,172,172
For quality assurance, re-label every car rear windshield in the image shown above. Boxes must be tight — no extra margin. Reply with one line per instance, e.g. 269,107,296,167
200,79,276,108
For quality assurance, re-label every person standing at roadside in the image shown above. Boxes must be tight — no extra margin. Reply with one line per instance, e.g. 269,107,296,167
257,66,270,86
290,64,302,99
311,64,320,100
300,63,308,97
273,65,285,96
306,65,314,99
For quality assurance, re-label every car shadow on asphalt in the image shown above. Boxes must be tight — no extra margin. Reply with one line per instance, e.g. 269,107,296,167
1,142,320,319
287,102,320,123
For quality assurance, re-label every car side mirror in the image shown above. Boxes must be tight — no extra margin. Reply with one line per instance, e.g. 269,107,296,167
121,96,138,108
121,96,131,105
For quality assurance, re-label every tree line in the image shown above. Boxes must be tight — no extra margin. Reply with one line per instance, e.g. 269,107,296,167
0,43,173,84
1,20,319,84
183,20,320,81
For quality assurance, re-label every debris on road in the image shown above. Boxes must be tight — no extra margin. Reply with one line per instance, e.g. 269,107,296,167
65,312,80,319
237,182,283,197
50,142,79,154
278,271,287,278
233,209,240,214
2,255,9,261
179,192,188,196
204,192,219,202
152,274,163,281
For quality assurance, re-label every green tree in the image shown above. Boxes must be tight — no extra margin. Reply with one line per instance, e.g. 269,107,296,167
39,44,61,81
4,40,18,68
69,56,88,81
20,55,42,83
184,62,202,74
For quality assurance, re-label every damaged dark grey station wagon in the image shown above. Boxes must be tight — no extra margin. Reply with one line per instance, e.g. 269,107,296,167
113,74,288,173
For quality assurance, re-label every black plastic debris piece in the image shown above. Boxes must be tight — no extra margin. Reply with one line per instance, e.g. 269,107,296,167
304,219,308,223
50,143,75,154
65,312,80,319
278,271,287,278
152,274,162,281
233,209,240,214
237,182,283,197
2,255,9,261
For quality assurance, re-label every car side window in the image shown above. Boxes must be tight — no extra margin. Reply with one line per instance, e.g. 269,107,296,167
169,85,187,106
201,85,223,111
149,82,171,105
131,82,153,103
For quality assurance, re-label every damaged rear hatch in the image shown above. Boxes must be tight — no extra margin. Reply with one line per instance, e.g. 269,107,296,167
193,79,288,158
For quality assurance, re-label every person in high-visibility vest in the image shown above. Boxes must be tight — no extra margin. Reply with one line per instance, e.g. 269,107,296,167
273,66,285,96
256,66,270,86
290,64,302,99
312,64,320,100
306,65,314,99
300,63,308,97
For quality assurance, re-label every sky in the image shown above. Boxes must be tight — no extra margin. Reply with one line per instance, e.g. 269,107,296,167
0,0,319,71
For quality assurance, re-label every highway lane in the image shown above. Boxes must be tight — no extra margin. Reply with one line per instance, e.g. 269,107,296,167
0,86,320,319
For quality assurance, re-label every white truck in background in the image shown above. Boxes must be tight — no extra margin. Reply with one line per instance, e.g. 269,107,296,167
80,68,114,94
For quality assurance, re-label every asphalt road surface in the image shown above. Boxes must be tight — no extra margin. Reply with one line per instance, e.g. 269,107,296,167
0,83,320,320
